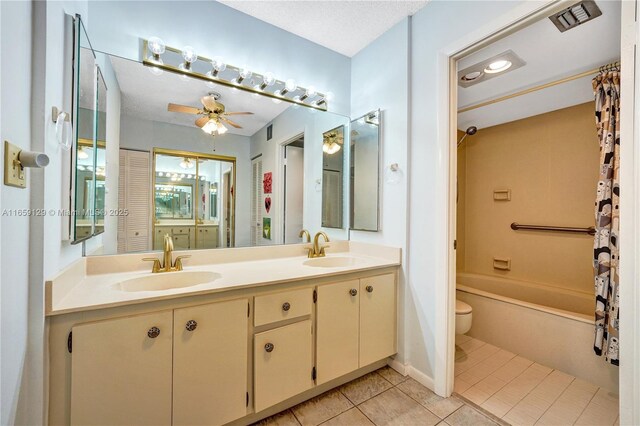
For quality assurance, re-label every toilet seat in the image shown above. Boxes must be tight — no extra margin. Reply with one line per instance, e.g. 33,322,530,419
456,300,472,315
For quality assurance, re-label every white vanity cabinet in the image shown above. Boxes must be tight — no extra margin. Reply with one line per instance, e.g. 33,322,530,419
316,273,396,384
70,311,174,426
173,299,248,426
70,299,249,426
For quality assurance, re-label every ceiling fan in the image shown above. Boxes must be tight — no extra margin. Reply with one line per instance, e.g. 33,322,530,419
167,92,253,135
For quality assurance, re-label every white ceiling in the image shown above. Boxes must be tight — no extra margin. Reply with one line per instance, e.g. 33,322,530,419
109,55,291,137
457,0,621,131
217,0,428,57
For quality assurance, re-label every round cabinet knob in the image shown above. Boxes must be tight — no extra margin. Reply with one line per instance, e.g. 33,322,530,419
147,327,160,338
185,320,197,331
265,343,275,353
350,288,358,297
282,302,291,312
366,285,374,293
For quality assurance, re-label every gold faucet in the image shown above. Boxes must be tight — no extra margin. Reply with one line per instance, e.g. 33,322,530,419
299,229,311,243
143,234,191,273
308,231,330,258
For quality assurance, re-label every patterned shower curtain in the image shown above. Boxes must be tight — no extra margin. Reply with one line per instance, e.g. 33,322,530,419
592,71,620,366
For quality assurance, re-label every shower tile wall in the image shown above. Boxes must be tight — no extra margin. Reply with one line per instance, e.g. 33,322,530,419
456,102,600,295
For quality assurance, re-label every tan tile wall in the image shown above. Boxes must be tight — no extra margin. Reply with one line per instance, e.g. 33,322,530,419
456,102,599,294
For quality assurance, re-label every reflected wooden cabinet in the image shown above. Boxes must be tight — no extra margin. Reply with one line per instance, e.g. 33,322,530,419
197,226,219,249
316,274,396,384
154,225,218,250
70,311,173,425
254,320,313,412
70,299,249,426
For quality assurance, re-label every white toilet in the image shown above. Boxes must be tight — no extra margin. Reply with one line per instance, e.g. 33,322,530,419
456,300,473,335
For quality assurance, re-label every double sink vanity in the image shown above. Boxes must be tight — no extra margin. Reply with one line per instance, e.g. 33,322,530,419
46,240,401,425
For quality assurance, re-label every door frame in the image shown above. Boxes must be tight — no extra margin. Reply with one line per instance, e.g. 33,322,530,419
441,3,639,423
276,132,305,245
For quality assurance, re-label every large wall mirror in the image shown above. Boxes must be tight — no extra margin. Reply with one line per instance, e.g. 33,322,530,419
350,110,380,231
81,52,350,256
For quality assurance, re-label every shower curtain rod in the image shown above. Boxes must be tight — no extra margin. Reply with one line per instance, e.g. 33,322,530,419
458,60,620,113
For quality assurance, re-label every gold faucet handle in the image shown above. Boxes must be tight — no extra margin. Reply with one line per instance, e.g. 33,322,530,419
142,258,162,273
173,255,191,271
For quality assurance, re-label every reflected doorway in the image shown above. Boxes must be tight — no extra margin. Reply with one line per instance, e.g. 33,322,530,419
283,135,304,244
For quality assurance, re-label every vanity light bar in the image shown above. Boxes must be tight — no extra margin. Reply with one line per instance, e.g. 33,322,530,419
141,39,329,111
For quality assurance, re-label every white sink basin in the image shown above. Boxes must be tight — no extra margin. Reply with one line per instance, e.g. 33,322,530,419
303,256,366,268
118,271,220,292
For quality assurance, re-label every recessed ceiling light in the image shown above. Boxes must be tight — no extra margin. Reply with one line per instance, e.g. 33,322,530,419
485,60,512,74
462,71,483,81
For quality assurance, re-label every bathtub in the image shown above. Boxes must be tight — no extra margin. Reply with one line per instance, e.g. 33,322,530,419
456,272,618,392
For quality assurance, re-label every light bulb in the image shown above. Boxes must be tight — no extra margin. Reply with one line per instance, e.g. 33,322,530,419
187,174,192,179
325,91,335,101
201,119,218,134
239,68,252,79
181,46,197,64
285,79,297,92
300,85,316,101
484,60,512,74
212,56,226,72
259,72,276,90
78,148,89,159
217,123,228,134
148,36,165,56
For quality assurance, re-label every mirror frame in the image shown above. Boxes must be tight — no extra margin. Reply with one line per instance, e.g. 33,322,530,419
92,65,108,237
349,109,381,232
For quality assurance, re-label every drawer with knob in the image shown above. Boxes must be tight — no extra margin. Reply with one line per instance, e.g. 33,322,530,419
254,287,313,327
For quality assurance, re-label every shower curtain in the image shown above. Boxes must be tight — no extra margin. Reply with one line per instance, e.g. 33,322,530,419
592,71,620,366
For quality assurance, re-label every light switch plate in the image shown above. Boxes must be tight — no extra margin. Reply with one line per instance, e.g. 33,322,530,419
4,140,26,188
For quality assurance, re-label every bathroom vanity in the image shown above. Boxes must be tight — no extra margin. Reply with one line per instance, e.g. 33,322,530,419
46,241,400,425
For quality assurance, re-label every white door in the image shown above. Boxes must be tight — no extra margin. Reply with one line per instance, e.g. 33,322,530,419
284,145,304,244
251,157,263,246
118,149,151,253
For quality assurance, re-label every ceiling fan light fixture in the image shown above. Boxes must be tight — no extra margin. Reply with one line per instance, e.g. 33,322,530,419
217,123,228,135
201,119,218,134
179,158,195,169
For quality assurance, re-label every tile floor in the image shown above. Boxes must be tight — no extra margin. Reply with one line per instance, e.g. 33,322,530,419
454,335,620,426
256,366,504,426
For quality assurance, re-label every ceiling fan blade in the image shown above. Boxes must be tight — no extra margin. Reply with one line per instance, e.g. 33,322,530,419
223,112,254,116
195,116,210,128
168,103,201,114
201,96,218,112
220,117,242,129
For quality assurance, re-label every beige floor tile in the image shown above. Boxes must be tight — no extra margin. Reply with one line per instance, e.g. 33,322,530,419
455,345,502,376
454,379,472,394
456,334,473,344
482,396,514,418
574,397,619,426
457,337,486,354
493,356,534,383
462,386,491,405
457,350,516,386
358,388,441,426
589,388,619,410
256,409,301,426
339,372,393,405
376,366,408,385
319,408,374,426
445,405,499,426
473,375,508,396
504,409,537,426
292,390,353,426
396,378,464,419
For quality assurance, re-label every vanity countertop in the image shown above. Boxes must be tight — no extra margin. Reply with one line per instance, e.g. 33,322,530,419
45,241,401,316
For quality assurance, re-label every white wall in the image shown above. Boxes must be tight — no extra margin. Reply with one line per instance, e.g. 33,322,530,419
120,116,252,247
350,18,410,366
250,107,350,245
1,1,91,424
1,2,34,423
87,1,351,117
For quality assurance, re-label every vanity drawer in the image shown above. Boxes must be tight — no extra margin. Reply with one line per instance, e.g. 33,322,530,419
254,288,313,327
172,226,192,235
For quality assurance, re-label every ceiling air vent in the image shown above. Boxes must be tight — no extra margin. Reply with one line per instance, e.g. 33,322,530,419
549,0,602,32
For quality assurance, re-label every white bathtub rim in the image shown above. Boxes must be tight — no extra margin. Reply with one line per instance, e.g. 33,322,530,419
456,284,593,325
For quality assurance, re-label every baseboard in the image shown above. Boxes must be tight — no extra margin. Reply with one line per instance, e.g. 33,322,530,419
387,358,408,376
407,365,435,391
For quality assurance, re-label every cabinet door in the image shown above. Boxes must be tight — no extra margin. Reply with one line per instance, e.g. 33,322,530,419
360,274,397,366
172,233,190,249
173,299,248,426
254,320,313,412
316,280,359,385
70,311,172,426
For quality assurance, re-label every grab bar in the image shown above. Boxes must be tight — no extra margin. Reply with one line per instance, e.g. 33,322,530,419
510,222,596,236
